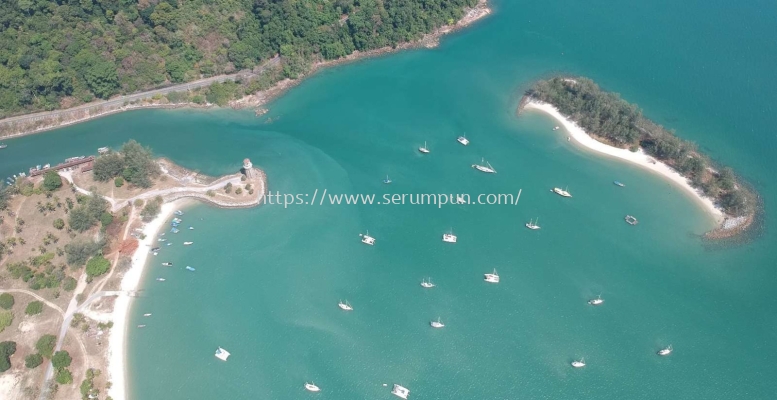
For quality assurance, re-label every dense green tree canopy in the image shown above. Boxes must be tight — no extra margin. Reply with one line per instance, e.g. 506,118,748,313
35,334,57,358
0,0,477,117
527,77,752,216
42,171,63,191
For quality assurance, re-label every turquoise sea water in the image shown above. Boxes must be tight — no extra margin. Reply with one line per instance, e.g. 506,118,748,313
3,0,777,398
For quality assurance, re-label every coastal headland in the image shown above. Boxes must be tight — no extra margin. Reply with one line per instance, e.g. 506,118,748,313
518,77,756,239
0,0,491,140
0,142,266,399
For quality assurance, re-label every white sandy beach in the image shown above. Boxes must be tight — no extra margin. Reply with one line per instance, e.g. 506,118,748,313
524,100,725,223
107,201,182,400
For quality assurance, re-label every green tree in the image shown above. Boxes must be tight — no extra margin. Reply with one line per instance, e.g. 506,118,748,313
63,277,77,291
42,171,63,191
0,311,13,333
0,341,17,372
56,367,73,384
25,301,44,316
100,212,113,228
25,353,44,369
85,256,111,278
0,293,14,310
114,177,124,187
93,153,125,181
36,334,57,358
53,218,65,230
65,239,103,266
51,350,72,369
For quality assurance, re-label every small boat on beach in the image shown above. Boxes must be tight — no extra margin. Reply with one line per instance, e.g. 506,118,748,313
430,317,445,328
338,300,353,311
552,187,572,197
143,313,152,317
484,269,500,283
571,358,586,368
472,158,496,173
421,278,435,288
457,134,470,146
419,141,430,154
183,242,193,246
525,218,541,230
614,181,625,187
391,384,410,399
360,231,375,245
304,382,321,392
625,215,638,225
657,345,673,356
186,266,195,271
588,295,604,306
156,278,166,282
215,347,230,361
162,262,173,267
442,230,457,243
383,175,392,184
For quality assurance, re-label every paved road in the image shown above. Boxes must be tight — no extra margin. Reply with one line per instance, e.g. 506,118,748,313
0,56,280,129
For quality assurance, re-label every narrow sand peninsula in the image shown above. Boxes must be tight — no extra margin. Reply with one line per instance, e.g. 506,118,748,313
524,100,724,223
107,201,182,400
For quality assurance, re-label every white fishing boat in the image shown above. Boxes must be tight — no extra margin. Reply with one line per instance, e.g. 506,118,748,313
420,278,435,288
571,358,586,368
525,218,541,230
471,158,496,173
419,141,430,154
186,266,195,271
391,384,410,399
625,215,638,225
360,231,375,245
442,231,457,243
143,313,152,317
588,295,604,306
304,382,321,392
484,269,500,283
552,187,572,197
657,345,673,356
338,300,353,311
156,278,166,282
152,252,158,256
162,262,173,267
158,238,166,242
174,210,184,216
137,324,146,328
613,181,625,187
0,143,7,149
457,134,470,145
183,241,193,246
189,226,194,230
553,126,560,131
430,317,445,328
215,347,230,361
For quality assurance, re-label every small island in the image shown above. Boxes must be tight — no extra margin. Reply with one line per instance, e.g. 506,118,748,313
519,77,755,238
0,141,266,399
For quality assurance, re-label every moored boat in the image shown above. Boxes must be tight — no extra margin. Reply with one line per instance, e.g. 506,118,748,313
304,382,321,392
457,134,470,145
360,231,375,245
552,187,572,197
215,347,230,361
484,269,500,283
391,384,410,399
442,231,457,243
571,358,586,368
430,317,445,328
625,215,638,225
338,300,353,311
186,266,195,271
472,158,496,173
383,175,392,184
421,278,435,288
614,181,625,187
419,141,430,154
183,241,193,245
156,278,166,282
657,345,673,356
588,295,604,306
162,262,173,266
525,218,541,230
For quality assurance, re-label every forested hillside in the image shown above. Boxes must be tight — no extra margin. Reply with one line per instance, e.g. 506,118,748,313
0,0,477,117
